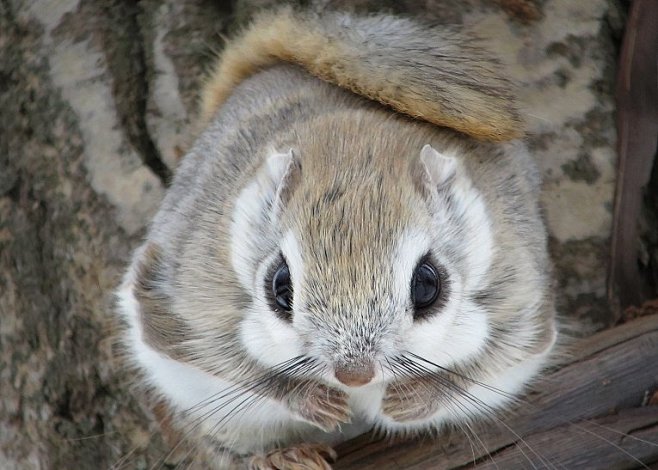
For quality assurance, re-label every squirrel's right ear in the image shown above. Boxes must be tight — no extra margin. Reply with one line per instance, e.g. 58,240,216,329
419,144,458,189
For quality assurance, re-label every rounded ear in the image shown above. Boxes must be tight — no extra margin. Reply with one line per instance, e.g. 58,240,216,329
266,149,294,184
419,144,458,190
269,149,301,219
248,148,300,221
257,148,293,196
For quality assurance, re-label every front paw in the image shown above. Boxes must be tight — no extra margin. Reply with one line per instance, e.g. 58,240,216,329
249,443,336,470
381,378,439,423
287,382,351,432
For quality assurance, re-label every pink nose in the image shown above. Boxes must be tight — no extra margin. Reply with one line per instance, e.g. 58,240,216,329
334,363,375,387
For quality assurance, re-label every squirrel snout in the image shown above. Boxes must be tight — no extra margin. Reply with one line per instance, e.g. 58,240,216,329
334,362,375,387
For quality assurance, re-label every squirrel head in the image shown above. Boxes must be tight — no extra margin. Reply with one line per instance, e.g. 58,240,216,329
230,113,519,388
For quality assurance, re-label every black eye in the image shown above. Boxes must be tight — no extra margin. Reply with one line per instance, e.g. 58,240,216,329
411,259,440,314
271,260,293,314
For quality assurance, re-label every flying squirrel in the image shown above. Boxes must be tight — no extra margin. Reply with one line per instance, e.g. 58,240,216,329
116,6,557,469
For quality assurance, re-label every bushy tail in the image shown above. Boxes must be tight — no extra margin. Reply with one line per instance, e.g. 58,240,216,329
201,7,522,142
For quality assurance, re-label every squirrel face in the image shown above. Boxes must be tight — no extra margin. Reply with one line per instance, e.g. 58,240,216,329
232,115,497,389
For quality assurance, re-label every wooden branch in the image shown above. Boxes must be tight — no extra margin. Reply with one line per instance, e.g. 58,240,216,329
335,315,658,469
609,0,658,309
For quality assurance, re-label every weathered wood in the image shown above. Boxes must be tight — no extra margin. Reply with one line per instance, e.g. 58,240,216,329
335,315,658,469
608,0,658,310
468,408,658,470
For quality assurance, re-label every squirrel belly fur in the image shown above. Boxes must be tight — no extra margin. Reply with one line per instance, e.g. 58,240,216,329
116,6,556,469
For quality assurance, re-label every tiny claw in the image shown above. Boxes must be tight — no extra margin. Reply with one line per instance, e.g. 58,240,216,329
249,443,336,470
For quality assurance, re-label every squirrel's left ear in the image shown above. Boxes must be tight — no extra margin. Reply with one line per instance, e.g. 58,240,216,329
265,149,301,218
264,149,294,187
419,144,458,189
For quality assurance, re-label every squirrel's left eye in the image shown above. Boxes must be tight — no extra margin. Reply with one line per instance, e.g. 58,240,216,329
411,259,440,317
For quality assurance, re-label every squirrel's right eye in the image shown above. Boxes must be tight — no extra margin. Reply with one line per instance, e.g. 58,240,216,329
411,258,441,319
270,260,293,317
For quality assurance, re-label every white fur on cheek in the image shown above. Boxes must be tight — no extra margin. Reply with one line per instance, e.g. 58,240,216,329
449,177,494,291
393,229,488,369
230,179,267,291
239,306,302,367
229,150,294,292
239,231,305,368
424,146,495,292
407,297,488,368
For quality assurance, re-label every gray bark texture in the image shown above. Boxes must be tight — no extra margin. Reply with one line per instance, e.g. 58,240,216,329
1,0,656,469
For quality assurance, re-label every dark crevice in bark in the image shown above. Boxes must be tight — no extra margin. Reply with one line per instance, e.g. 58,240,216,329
605,0,629,48
627,419,658,437
99,0,172,185
639,148,658,299
0,0,14,22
